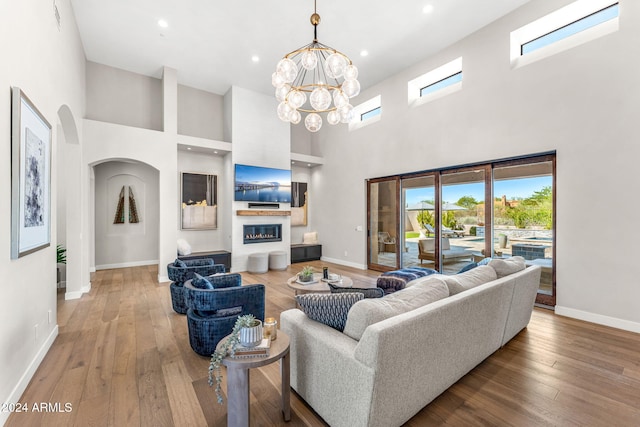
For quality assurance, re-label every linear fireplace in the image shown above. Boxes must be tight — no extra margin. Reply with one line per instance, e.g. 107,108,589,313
243,224,282,244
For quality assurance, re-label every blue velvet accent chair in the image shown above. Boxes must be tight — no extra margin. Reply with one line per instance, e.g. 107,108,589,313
183,273,266,356
167,259,226,314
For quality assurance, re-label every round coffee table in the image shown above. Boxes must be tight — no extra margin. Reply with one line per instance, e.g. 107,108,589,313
286,272,353,295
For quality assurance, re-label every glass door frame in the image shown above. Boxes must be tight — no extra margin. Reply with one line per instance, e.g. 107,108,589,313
367,176,401,271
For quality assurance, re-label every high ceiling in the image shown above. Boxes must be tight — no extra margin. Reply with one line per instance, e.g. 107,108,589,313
69,0,532,96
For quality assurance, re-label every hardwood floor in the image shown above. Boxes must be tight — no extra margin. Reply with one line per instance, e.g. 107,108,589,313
7,261,640,426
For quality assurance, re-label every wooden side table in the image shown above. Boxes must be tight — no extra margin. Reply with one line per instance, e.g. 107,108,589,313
221,332,291,427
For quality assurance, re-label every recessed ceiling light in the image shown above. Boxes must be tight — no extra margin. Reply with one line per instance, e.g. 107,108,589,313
307,163,311,167
158,19,168,28
214,150,218,154
251,55,260,63
291,161,295,164
423,5,434,14
360,50,369,57
187,147,191,150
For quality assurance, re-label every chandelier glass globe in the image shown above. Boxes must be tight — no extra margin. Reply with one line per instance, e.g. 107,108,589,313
300,49,318,70
310,87,331,111
305,113,323,132
276,58,298,84
325,53,347,79
277,101,293,122
327,110,341,125
342,79,361,98
338,104,354,123
275,84,291,102
288,89,307,109
290,110,302,124
273,1,361,132
332,89,349,109
344,65,359,81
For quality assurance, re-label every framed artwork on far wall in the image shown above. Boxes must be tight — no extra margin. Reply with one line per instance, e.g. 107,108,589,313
291,182,308,226
11,87,52,259
181,172,218,230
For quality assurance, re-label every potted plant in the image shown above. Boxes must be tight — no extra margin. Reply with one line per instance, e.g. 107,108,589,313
208,314,262,404
298,265,315,282
56,245,67,286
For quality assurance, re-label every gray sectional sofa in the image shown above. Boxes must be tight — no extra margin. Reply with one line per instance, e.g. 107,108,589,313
281,257,541,427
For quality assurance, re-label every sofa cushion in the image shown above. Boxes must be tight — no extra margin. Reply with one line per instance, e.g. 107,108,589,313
328,283,384,298
296,293,364,332
457,262,477,273
343,277,449,341
174,258,188,268
489,256,526,278
442,265,497,295
191,273,214,289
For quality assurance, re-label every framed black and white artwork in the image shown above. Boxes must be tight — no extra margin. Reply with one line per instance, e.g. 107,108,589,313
11,87,52,259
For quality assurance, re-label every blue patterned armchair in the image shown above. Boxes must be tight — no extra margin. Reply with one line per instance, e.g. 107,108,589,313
167,259,226,314
184,273,265,356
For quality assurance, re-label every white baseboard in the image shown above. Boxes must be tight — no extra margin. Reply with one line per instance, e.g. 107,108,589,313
65,282,91,300
157,274,169,283
0,325,58,426
321,256,367,270
89,266,96,273
95,259,158,270
555,305,640,334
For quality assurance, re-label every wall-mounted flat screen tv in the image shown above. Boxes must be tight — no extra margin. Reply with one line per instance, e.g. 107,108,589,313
234,164,292,203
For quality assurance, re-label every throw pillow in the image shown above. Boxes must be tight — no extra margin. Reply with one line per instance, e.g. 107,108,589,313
478,257,492,266
198,306,243,318
442,265,497,295
191,273,214,289
328,283,384,298
457,262,478,273
174,258,187,268
295,293,364,332
343,277,449,341
488,256,526,278
177,239,192,256
303,231,319,245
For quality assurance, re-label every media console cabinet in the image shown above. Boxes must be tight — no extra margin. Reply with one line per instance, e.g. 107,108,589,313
291,244,322,263
178,250,232,271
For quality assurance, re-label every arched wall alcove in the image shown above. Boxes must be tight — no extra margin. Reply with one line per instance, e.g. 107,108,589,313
91,158,160,270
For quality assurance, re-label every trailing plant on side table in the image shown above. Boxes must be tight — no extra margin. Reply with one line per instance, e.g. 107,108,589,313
209,314,261,404
56,245,67,264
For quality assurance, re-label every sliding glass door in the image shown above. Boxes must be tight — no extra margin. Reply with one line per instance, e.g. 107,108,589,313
440,167,489,275
367,153,556,306
367,177,399,271
493,156,555,306
401,175,435,269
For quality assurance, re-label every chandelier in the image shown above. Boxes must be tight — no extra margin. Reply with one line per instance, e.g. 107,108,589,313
272,0,361,132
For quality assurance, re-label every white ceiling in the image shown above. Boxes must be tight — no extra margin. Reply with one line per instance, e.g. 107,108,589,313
69,0,532,96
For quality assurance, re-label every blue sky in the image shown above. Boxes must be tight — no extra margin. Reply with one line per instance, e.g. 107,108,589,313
405,176,552,206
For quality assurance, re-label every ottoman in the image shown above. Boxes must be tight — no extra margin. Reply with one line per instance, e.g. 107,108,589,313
247,253,268,273
269,251,287,270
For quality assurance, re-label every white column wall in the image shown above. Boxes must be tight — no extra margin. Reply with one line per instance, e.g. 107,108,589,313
226,86,292,271
0,0,86,420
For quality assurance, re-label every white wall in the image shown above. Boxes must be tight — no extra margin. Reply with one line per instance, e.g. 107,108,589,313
177,150,227,252
86,61,162,131
178,84,224,140
291,165,314,244
94,161,159,268
0,0,86,421
226,86,292,271
312,0,640,331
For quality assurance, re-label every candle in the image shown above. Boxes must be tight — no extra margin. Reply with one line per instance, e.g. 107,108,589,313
263,317,277,341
